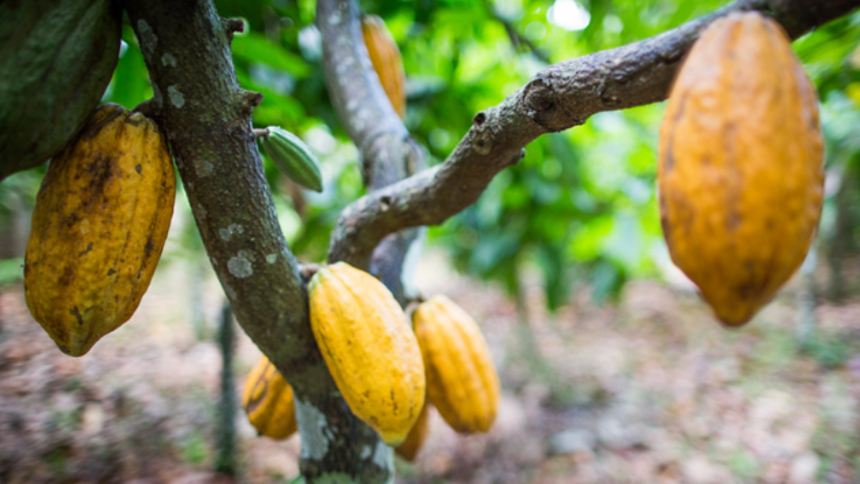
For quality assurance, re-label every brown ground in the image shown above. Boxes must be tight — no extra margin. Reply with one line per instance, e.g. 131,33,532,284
1,250,859,483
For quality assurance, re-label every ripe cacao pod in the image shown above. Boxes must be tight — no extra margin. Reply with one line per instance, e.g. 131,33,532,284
242,356,298,440
361,14,407,118
308,262,425,445
658,12,823,326
395,403,430,461
25,104,176,356
412,295,499,434
0,0,121,180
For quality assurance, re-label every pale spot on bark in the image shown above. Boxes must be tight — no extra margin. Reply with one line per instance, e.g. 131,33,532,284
372,439,392,471
168,85,185,108
161,52,177,67
266,253,278,264
218,224,245,241
136,20,157,56
193,158,213,177
227,253,253,278
295,398,330,459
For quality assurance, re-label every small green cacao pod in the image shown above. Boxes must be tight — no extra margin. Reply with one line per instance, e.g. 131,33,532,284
259,126,323,192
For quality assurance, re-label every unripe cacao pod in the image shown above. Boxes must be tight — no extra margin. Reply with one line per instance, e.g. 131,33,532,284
0,0,121,180
259,126,323,192
361,14,407,118
658,12,823,326
24,104,176,356
395,403,430,461
308,262,425,445
412,295,499,434
241,356,298,440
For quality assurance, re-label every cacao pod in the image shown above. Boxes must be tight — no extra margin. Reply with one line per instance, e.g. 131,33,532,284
25,104,176,356
412,295,499,434
395,403,430,461
308,262,425,445
0,0,121,180
241,356,298,440
259,126,323,192
658,12,823,326
361,14,407,118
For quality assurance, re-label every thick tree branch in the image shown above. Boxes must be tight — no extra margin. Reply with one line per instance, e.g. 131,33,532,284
328,0,860,268
123,1,389,481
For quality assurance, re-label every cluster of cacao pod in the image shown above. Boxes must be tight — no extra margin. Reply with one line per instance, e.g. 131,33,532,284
242,262,500,461
658,12,823,326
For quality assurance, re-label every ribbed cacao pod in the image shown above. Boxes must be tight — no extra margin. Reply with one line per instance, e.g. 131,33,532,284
659,12,823,326
241,356,298,440
308,262,425,445
0,0,121,180
24,104,176,356
395,403,430,461
361,14,407,118
259,126,323,192
412,295,499,434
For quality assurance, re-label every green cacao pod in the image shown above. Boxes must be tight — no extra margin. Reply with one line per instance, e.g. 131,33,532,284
658,12,823,326
308,262,425,445
0,0,121,181
24,104,176,356
259,126,323,192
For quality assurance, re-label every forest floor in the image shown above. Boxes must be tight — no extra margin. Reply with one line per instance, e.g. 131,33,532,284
1,250,859,483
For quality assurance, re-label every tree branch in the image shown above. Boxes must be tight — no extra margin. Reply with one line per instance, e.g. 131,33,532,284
328,0,860,268
123,1,390,481
317,0,426,301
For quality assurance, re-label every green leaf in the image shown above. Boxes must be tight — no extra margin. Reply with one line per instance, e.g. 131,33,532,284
232,32,310,77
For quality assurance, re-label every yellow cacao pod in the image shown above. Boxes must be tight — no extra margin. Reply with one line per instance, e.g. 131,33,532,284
24,104,175,356
241,356,297,440
361,14,407,118
412,295,499,434
658,12,823,326
395,403,430,461
308,262,425,445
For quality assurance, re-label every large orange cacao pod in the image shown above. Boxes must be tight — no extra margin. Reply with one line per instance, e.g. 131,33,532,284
24,104,176,355
241,356,297,440
308,262,425,445
395,403,430,461
361,14,407,118
658,12,823,326
412,295,499,434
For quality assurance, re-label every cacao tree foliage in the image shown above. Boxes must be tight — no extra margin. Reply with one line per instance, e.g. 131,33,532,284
3,0,858,305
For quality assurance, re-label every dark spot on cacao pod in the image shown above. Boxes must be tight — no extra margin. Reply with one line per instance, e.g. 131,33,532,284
85,155,114,201
726,210,741,231
135,163,142,174
144,237,154,258
59,267,74,287
107,268,116,276
664,143,675,172
78,242,93,257
70,306,84,326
